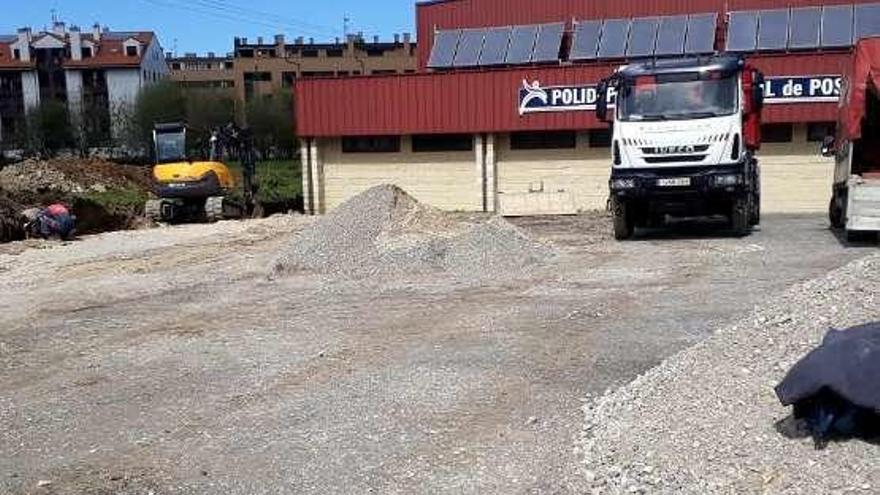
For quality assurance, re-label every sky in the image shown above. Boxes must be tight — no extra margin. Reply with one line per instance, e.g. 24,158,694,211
1,0,417,55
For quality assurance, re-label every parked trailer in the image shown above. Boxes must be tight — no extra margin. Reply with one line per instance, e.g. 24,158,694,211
827,38,880,240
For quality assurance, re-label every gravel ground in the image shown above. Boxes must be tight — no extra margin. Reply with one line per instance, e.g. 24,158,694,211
581,254,880,495
0,212,873,494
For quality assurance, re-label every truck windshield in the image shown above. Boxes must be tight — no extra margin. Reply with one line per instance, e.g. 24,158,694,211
618,74,738,121
155,132,186,163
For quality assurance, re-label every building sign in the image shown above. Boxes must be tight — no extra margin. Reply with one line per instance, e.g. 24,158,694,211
518,80,610,115
763,75,841,104
518,75,842,115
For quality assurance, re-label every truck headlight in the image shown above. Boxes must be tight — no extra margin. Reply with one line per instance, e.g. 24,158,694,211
713,174,742,186
612,178,637,190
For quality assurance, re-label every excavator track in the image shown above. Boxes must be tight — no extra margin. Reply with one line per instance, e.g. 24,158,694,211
205,196,226,223
145,199,163,222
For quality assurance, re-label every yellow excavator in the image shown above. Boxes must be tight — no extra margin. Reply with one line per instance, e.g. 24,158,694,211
146,122,257,223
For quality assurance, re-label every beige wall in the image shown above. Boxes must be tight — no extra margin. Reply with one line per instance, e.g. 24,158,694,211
309,125,834,216
495,132,610,215
760,125,833,213
319,136,482,212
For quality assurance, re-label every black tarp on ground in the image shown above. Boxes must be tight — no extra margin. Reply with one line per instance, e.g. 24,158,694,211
776,322,880,446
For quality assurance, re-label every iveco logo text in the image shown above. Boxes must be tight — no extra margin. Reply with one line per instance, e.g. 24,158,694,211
650,146,697,155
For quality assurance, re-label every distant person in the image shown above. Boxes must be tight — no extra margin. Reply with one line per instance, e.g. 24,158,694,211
24,203,76,240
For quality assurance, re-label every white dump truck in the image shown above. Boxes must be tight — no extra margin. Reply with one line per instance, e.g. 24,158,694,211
826,38,880,241
596,55,766,240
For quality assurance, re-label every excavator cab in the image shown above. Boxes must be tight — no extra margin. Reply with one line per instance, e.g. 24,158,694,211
153,123,188,164
146,122,254,223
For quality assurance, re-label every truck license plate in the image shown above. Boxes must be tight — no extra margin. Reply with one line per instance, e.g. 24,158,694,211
657,177,691,187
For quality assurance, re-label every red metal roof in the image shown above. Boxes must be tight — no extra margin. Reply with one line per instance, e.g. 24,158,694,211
296,53,850,137
416,0,863,68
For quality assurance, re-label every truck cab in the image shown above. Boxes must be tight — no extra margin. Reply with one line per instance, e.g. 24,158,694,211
827,38,880,240
597,55,764,239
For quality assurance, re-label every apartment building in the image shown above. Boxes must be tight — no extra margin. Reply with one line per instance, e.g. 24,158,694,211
234,33,416,102
167,52,235,94
0,22,168,143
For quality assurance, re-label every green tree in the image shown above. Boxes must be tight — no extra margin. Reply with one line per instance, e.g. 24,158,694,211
245,90,296,159
25,99,74,157
126,81,187,157
184,90,236,157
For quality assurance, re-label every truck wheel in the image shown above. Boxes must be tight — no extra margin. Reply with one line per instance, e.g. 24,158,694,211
612,198,635,240
730,197,751,236
829,194,845,229
749,179,761,226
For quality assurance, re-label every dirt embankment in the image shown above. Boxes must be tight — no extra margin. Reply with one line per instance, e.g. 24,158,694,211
0,158,152,242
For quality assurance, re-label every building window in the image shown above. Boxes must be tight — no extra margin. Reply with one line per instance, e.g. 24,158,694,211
366,48,385,57
372,70,397,75
761,124,794,143
510,131,577,150
807,122,837,142
245,71,272,82
302,49,319,58
126,45,138,57
342,136,401,153
171,62,181,70
301,71,334,78
238,48,254,58
282,72,297,87
327,49,343,57
412,134,473,152
13,48,20,60
224,61,234,69
81,47,92,59
588,129,612,148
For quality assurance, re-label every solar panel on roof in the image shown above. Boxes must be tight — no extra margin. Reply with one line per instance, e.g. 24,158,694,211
726,11,758,52
569,20,602,60
453,29,486,67
822,6,854,48
505,25,538,64
655,16,687,56
789,7,821,49
598,19,630,59
627,18,659,57
479,27,511,66
856,3,880,39
757,9,789,51
427,30,460,68
532,22,564,62
685,13,717,54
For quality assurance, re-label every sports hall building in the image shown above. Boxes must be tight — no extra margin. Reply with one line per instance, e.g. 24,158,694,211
295,0,880,216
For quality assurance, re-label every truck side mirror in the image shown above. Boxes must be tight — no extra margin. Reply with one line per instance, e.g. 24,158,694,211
596,80,610,122
821,135,836,157
752,73,765,111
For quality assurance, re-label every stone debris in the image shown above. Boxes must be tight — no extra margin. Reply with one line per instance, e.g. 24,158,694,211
581,254,880,494
0,158,150,195
271,184,554,279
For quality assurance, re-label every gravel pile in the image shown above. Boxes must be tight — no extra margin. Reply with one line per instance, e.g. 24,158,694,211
580,253,880,495
272,184,553,278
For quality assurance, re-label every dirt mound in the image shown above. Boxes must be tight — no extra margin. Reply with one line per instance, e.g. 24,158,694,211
0,191,25,242
272,184,553,278
0,158,151,195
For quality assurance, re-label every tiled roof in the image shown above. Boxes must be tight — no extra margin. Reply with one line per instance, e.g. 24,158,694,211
0,30,156,69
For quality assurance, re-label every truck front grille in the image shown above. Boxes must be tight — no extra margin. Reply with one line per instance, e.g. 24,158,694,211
643,155,707,164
